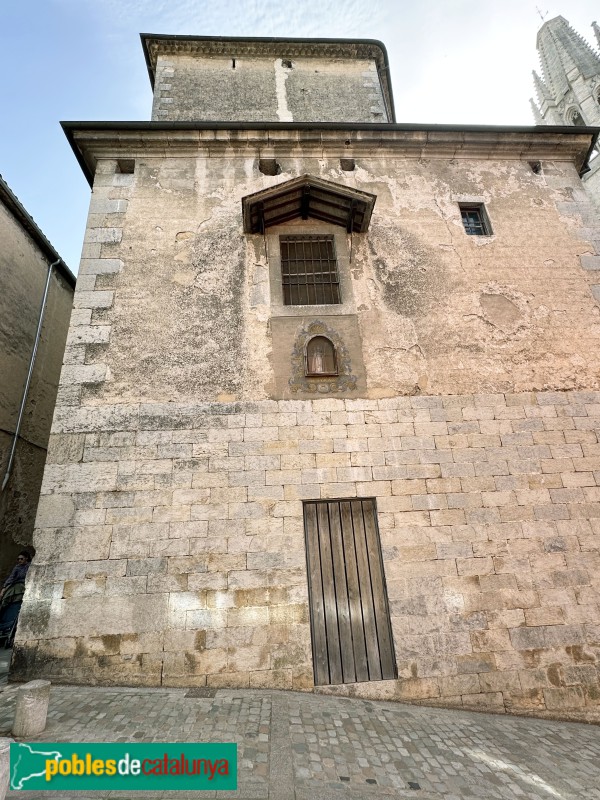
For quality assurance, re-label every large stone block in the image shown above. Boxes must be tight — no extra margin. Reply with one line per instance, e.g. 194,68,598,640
35,495,76,529
34,527,112,563
20,595,168,639
12,681,51,737
543,686,586,710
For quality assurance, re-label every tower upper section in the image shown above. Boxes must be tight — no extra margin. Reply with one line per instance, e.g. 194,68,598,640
531,17,600,127
142,35,395,124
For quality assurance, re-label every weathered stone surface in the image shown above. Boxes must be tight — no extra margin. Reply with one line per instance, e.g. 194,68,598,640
23,594,168,639
34,495,76,529
46,434,86,465
42,462,118,494
150,45,390,124
0,738,11,800
0,196,74,578
12,43,600,721
12,680,51,737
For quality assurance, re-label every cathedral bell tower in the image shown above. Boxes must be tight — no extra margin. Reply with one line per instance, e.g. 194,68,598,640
531,16,600,203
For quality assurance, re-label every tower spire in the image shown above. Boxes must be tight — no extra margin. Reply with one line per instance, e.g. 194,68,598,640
532,16,600,128
536,16,600,101
532,70,552,104
530,98,544,124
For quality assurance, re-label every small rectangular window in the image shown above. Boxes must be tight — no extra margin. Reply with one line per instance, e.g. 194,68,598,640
459,204,492,236
280,235,341,305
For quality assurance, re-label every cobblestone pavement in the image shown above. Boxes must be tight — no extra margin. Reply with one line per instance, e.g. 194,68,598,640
0,683,599,799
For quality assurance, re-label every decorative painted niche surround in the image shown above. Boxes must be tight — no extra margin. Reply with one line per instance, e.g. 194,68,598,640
269,314,366,399
289,320,356,394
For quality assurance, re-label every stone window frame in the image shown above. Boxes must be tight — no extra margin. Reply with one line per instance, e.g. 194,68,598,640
266,221,357,318
455,199,494,237
280,234,341,306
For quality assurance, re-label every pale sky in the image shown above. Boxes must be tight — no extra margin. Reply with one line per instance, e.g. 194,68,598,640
1,0,598,272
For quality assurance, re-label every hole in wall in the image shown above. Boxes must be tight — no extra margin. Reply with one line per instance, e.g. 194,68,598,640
116,158,135,174
340,158,355,172
282,59,293,69
232,58,236,69
529,161,542,174
258,158,281,176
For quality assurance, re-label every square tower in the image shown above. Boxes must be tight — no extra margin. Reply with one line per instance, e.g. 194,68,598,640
143,35,394,123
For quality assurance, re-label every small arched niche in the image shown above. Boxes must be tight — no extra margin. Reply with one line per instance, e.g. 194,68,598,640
305,336,337,377
567,107,585,127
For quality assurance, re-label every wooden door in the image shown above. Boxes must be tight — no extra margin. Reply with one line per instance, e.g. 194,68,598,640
303,498,396,686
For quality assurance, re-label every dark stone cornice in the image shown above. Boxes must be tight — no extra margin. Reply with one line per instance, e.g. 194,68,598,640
61,121,598,187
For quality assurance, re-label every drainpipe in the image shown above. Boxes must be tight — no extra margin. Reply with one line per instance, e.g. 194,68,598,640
1,258,61,493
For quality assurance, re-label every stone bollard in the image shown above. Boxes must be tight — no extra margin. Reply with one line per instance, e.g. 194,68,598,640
12,680,51,738
0,738,12,800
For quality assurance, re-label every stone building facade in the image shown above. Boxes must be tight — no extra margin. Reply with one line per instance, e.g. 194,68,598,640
0,175,75,579
13,36,600,720
531,16,600,205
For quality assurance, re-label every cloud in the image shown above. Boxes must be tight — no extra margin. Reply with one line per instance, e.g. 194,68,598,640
74,0,388,38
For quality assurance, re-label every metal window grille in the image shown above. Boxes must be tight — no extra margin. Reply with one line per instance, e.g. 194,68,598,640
460,206,490,236
280,235,341,305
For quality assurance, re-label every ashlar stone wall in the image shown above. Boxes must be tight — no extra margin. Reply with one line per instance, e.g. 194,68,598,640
14,390,600,721
152,55,389,124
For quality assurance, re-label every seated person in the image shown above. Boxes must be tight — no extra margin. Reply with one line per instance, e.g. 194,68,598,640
0,550,32,601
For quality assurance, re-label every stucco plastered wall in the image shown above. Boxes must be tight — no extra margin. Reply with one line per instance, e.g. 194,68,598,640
77,151,600,407
0,202,74,577
583,158,600,211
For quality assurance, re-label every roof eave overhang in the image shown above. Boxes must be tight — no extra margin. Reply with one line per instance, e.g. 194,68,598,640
0,175,75,286
62,121,599,188
580,131,599,176
242,174,377,233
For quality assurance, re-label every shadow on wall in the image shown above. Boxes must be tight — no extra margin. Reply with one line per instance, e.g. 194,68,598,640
0,440,43,579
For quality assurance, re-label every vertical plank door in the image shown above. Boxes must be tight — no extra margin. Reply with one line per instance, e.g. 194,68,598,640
303,498,396,686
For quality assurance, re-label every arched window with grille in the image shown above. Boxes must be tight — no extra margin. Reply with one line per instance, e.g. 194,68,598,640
305,336,338,376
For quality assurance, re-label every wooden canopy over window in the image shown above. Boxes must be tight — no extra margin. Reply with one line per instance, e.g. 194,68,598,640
242,174,376,234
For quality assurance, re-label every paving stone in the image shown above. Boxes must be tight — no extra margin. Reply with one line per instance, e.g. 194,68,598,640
1,684,598,799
